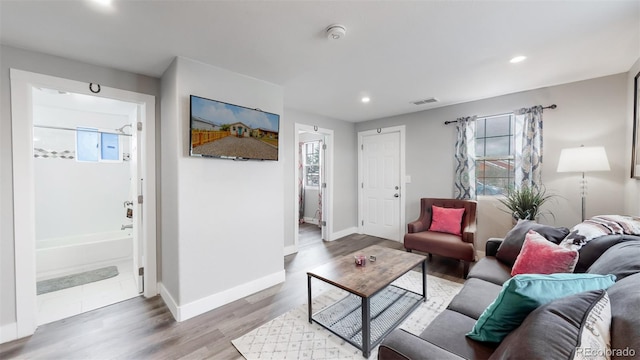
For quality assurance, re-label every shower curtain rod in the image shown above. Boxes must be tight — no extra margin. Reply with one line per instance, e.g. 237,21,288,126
33,124,132,137
443,104,557,125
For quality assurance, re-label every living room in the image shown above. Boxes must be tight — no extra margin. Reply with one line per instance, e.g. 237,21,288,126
1,1,639,358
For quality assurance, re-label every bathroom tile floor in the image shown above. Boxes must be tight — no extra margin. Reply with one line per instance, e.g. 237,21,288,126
37,260,139,325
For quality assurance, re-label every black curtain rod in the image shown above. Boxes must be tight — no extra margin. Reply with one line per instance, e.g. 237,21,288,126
444,104,557,125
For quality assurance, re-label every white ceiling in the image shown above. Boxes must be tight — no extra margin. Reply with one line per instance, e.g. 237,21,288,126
1,0,639,122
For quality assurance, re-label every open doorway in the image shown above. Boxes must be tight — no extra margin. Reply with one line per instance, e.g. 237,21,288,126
10,69,157,338
31,87,141,325
294,124,333,251
298,134,323,248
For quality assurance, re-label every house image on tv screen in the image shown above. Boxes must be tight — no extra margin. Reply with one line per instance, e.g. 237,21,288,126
230,122,250,138
190,95,280,160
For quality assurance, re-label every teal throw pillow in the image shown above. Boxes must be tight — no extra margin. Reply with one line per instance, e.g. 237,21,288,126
466,273,616,343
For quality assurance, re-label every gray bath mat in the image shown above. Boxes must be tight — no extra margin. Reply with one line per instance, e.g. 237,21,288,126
37,266,119,295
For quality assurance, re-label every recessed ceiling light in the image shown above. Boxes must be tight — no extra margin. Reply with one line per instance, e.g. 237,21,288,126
361,97,370,103
90,0,112,7
510,55,527,64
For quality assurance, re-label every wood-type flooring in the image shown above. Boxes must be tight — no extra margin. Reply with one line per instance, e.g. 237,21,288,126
1,232,467,359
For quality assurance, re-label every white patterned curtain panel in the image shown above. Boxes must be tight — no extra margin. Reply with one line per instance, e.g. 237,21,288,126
514,105,543,189
454,116,477,199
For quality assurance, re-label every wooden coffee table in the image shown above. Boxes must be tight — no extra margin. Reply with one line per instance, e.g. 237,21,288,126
307,245,427,358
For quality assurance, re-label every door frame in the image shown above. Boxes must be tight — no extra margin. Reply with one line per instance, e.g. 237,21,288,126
292,123,334,254
357,126,406,242
10,69,157,338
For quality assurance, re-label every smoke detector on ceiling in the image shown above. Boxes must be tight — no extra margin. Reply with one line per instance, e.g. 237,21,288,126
326,24,347,40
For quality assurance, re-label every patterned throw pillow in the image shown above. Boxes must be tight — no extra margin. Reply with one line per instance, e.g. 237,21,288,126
560,215,640,251
573,292,612,360
511,230,579,276
429,206,465,236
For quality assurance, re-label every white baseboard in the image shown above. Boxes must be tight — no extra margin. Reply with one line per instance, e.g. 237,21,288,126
330,227,358,241
303,217,319,225
283,244,297,256
158,283,179,322
0,322,18,344
162,270,286,322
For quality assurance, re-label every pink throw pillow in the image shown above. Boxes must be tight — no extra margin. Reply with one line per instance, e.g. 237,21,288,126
429,206,465,236
511,230,579,276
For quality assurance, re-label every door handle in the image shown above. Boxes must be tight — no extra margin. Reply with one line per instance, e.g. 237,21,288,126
394,193,399,198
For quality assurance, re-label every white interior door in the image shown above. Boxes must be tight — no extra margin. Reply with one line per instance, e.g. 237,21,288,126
361,131,401,241
319,136,326,240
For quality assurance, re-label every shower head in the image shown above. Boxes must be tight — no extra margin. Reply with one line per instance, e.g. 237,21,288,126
115,124,133,135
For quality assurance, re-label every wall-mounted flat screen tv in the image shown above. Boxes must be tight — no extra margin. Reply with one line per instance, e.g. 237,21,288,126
190,95,280,161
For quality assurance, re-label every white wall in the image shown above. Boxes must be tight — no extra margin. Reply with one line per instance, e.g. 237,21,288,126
625,57,640,216
35,159,130,239
159,57,285,320
0,45,160,336
356,73,631,252
303,188,320,222
283,108,358,248
543,75,628,225
159,59,180,303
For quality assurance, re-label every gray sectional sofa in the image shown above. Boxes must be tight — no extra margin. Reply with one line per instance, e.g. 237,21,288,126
378,231,640,360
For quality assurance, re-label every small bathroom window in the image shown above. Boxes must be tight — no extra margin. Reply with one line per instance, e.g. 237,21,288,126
76,128,122,163
101,133,120,161
76,128,99,162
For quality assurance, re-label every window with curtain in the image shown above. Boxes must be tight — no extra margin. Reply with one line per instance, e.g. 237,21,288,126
475,114,515,196
303,141,320,188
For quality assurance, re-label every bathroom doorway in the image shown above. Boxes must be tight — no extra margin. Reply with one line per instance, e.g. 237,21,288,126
32,87,141,325
10,69,157,338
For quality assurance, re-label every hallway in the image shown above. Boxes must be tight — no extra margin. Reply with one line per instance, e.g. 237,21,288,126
298,222,321,249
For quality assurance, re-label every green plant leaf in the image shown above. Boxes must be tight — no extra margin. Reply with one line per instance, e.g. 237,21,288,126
498,185,556,221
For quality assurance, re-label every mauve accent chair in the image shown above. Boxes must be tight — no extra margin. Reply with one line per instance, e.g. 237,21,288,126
404,198,477,278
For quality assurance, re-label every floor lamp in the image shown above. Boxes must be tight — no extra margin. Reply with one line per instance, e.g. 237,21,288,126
557,145,610,221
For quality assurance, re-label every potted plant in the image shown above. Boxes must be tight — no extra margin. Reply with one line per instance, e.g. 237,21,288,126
498,185,556,222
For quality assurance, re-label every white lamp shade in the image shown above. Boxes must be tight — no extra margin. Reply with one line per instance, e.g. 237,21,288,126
557,146,610,172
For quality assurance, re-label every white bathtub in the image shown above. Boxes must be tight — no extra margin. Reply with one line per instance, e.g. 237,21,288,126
36,230,133,279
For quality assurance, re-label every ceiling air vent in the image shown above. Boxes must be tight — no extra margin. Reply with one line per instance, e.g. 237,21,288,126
411,97,439,106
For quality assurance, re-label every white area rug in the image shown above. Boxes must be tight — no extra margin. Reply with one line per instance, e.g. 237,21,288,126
232,272,463,359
